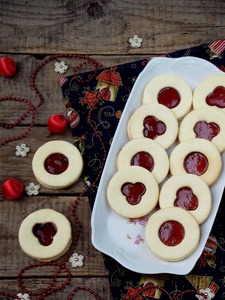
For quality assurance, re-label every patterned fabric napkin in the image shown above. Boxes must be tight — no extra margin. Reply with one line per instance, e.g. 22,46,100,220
60,40,225,299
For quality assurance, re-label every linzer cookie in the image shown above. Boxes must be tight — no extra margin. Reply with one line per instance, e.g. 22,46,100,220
179,106,225,153
107,166,159,218
193,74,225,111
127,103,178,149
145,207,200,261
159,174,212,224
18,209,72,262
142,74,193,120
32,140,83,189
169,138,222,186
117,138,169,184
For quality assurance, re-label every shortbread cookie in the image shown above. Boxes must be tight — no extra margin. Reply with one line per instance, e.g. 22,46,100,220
179,106,225,153
127,104,178,149
32,140,83,189
170,138,222,186
18,209,72,261
142,74,193,120
159,174,212,224
117,138,169,184
145,207,200,261
193,74,225,111
107,166,159,218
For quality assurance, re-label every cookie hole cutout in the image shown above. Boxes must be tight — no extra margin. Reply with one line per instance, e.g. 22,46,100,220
183,151,208,176
130,151,154,172
157,87,181,108
121,182,146,205
158,220,185,246
206,86,225,108
33,222,57,246
44,152,69,174
143,116,166,139
194,121,220,141
174,187,198,211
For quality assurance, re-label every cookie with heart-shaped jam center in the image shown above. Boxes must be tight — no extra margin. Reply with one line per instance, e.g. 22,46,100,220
179,106,225,153
159,174,212,224
142,74,193,121
145,207,200,261
117,138,169,184
127,104,178,149
193,74,225,111
18,209,72,262
169,138,222,186
107,166,159,218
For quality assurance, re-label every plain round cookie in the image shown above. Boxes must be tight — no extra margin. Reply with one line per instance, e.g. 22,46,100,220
145,207,200,261
18,209,72,262
32,140,83,189
142,74,193,120
107,166,159,218
159,174,212,224
193,74,225,111
127,103,178,149
179,106,225,153
117,138,169,184
169,138,222,186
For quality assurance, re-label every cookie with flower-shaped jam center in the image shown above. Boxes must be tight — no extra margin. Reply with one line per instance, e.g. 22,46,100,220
117,138,169,184
169,138,222,186
32,140,83,189
107,166,159,218
142,74,193,121
159,174,212,224
179,106,225,153
127,104,178,149
18,209,72,262
193,74,225,111
145,207,200,261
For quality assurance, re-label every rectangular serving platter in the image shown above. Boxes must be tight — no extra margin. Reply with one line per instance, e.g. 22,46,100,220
91,57,225,275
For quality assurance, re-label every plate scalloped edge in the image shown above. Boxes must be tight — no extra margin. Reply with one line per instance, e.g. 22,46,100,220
91,56,225,275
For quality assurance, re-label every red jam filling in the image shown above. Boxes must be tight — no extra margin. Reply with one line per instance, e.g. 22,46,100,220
159,220,185,246
143,116,166,139
183,152,208,176
194,121,220,141
206,86,225,108
131,151,154,172
44,153,69,174
174,187,198,211
32,222,57,246
121,182,146,205
157,87,181,108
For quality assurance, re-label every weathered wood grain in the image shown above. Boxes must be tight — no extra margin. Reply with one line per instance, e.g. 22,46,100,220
1,0,224,55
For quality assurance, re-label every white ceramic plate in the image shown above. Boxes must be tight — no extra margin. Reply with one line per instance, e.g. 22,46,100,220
91,57,225,275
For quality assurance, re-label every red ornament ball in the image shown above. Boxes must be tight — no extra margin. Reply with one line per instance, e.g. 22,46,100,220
0,57,17,77
47,114,67,134
2,179,23,200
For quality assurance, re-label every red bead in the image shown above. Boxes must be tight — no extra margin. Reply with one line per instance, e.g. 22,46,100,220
0,57,17,77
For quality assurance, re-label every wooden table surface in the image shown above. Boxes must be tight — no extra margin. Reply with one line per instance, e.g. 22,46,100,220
0,1,225,299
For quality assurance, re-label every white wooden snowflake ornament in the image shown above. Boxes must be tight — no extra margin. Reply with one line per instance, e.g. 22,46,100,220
15,144,30,157
16,293,31,300
196,288,215,300
54,61,68,74
25,183,40,196
69,252,84,268
129,35,143,48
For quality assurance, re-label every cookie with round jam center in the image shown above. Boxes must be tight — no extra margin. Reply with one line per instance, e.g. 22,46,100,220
158,87,181,108
130,151,154,172
158,220,185,247
44,153,69,174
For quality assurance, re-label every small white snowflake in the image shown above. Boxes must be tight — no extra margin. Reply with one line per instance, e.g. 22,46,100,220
16,293,31,300
69,252,84,268
54,61,68,74
129,35,143,48
15,144,30,157
25,182,40,196
196,288,215,300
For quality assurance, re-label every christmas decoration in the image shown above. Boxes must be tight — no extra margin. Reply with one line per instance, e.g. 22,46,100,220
0,57,16,77
2,179,23,200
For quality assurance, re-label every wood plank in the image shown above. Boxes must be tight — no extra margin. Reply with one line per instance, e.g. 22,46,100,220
0,196,107,277
0,277,113,299
0,0,224,55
